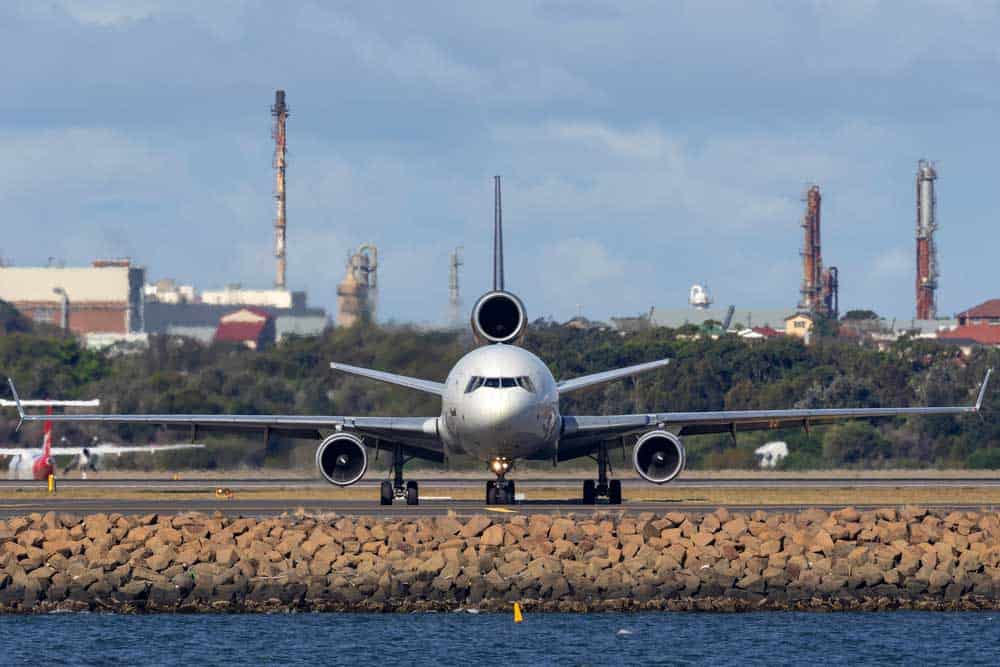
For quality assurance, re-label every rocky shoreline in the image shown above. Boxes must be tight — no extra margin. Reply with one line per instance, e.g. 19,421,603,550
4,507,1000,613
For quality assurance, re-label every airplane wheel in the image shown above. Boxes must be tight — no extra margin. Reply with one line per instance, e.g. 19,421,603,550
380,481,394,506
406,480,419,506
608,479,622,505
582,480,596,504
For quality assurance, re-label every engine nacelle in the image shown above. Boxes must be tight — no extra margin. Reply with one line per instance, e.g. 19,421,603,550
633,431,685,484
315,433,368,486
471,291,527,344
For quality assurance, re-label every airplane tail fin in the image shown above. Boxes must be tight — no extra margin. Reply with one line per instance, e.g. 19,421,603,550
493,175,504,291
42,406,53,459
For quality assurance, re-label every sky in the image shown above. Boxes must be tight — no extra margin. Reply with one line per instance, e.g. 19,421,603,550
3,1,1000,324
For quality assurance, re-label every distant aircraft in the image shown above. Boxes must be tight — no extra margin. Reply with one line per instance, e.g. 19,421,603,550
0,408,204,480
8,177,992,505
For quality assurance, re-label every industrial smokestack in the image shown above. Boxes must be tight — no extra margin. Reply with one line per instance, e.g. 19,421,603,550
915,160,938,320
272,89,289,289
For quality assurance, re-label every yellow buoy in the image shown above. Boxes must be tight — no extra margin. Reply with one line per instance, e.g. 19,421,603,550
513,602,523,623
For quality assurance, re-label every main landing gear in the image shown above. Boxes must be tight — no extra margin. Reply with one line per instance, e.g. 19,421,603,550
486,457,516,505
582,442,622,505
380,444,419,506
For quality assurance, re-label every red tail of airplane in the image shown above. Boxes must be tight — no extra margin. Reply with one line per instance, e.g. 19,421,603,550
32,406,54,481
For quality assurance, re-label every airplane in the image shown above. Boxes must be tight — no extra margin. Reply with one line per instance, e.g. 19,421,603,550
7,176,992,505
0,408,205,481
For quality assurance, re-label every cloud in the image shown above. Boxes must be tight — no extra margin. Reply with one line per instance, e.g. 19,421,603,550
551,122,674,160
2,2,999,324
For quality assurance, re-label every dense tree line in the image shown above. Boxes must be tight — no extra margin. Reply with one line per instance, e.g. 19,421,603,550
1,304,998,470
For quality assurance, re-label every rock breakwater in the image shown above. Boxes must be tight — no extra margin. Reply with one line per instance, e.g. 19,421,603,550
3,507,1000,613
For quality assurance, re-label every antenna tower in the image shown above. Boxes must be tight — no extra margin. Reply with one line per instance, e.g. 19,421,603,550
449,246,463,325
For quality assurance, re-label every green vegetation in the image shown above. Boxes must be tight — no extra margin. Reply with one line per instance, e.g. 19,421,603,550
1,301,997,471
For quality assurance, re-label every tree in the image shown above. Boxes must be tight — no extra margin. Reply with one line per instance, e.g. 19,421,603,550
842,310,879,321
822,422,890,466
0,300,32,333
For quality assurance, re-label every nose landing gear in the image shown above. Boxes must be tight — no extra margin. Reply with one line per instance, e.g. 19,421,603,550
582,442,622,505
379,444,419,506
486,457,516,505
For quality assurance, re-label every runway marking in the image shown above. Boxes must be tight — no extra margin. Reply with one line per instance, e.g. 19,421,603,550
486,507,516,513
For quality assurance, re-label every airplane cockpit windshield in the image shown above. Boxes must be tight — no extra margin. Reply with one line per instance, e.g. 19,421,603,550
465,376,535,393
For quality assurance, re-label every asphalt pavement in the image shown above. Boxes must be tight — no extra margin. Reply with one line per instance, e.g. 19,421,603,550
2,476,999,491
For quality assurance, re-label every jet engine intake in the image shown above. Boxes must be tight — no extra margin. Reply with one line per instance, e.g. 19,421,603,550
633,430,685,484
315,433,368,486
472,291,527,344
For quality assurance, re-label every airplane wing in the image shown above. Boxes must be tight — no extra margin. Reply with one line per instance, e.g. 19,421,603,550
0,448,40,457
6,380,443,461
330,362,445,396
556,369,992,460
87,443,206,455
557,359,670,394
0,399,99,408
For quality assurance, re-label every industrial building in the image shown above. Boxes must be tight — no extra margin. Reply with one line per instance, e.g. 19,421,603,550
143,296,327,343
648,306,793,331
0,259,145,337
214,307,276,350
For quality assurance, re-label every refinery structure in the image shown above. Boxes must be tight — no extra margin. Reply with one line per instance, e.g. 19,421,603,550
336,245,378,328
797,185,839,319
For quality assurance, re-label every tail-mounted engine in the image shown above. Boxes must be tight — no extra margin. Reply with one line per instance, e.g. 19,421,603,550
633,430,686,484
471,291,527,344
315,433,368,486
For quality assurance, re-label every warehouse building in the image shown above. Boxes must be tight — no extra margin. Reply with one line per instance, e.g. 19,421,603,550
0,259,145,336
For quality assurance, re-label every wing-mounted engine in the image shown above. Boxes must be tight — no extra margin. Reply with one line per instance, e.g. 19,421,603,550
633,430,686,484
315,433,368,486
471,290,527,345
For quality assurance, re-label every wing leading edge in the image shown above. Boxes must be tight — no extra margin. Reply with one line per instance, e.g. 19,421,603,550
560,369,992,454
557,359,670,394
6,379,443,461
329,362,445,396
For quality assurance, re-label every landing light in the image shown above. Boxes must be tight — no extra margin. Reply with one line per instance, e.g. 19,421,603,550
489,457,512,475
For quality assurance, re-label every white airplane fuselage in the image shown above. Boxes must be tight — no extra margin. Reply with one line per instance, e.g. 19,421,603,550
439,344,560,461
7,454,36,480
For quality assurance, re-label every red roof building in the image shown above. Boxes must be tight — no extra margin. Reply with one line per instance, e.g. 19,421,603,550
214,307,275,350
751,326,782,338
957,300,1000,326
938,324,1000,347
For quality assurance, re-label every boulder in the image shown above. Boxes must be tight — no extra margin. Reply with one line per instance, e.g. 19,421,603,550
480,525,505,547
460,516,492,539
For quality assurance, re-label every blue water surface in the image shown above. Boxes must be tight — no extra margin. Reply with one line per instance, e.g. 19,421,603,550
2,611,997,666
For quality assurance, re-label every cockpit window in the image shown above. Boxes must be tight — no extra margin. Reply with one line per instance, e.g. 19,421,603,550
465,376,536,393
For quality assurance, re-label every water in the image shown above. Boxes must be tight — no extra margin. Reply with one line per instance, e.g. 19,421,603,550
2,612,998,666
